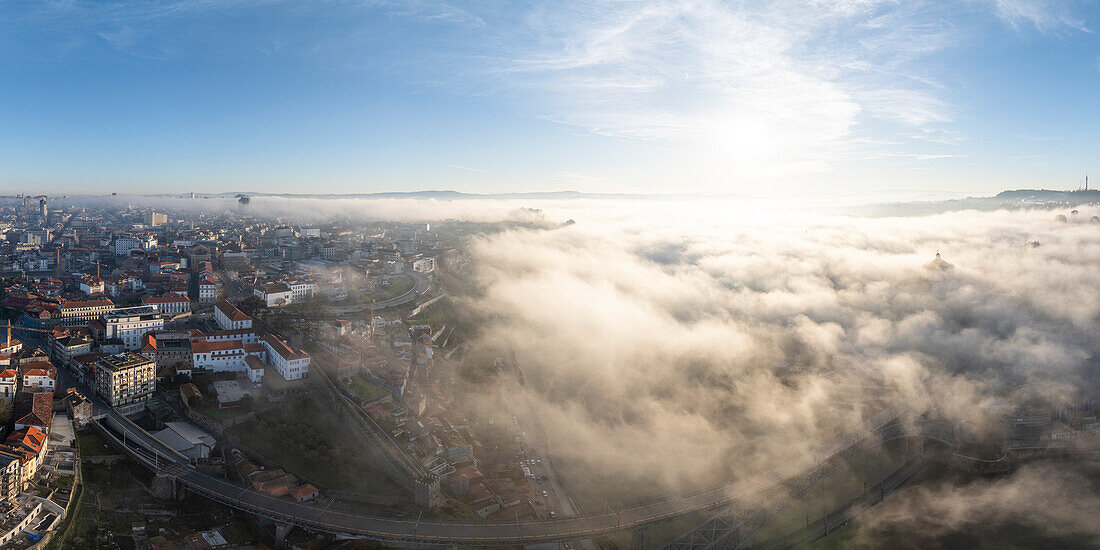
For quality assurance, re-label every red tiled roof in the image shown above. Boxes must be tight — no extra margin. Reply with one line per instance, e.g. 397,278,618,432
141,294,189,304
191,339,244,354
215,300,251,322
288,484,318,499
0,370,16,379
15,392,52,429
6,427,46,454
60,299,114,310
244,356,265,371
19,361,57,379
263,334,308,361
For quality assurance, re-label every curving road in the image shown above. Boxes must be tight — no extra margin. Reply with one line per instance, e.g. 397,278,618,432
330,271,432,314
97,404,935,545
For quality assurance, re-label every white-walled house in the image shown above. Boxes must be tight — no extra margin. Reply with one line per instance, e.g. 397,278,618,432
19,362,56,393
214,300,252,331
141,294,191,314
262,334,309,381
191,339,247,373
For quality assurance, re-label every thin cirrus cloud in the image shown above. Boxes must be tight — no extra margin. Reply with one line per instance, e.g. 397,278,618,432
987,0,1091,33
444,163,486,173
480,2,954,173
452,0,1089,176
0,0,1093,193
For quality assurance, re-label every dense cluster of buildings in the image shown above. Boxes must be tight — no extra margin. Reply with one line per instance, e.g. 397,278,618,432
314,312,542,519
0,199,323,435
0,195,478,529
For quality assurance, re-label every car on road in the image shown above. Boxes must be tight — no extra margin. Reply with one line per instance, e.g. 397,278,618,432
542,490,548,497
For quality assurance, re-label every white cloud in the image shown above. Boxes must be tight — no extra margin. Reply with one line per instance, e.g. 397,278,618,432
453,198,1100,501
987,0,1091,33
444,163,485,173
486,0,962,178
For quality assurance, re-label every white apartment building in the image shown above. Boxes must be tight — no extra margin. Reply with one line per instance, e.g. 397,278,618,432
289,280,317,302
103,306,165,350
59,300,115,326
141,294,191,314
254,283,292,307
214,300,252,331
19,362,56,393
106,277,143,297
244,356,265,383
0,370,15,402
262,334,310,381
78,277,105,295
113,236,142,255
191,339,247,373
198,273,216,303
204,328,260,345
412,257,436,273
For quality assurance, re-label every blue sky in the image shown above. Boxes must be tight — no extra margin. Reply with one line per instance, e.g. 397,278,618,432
0,0,1097,197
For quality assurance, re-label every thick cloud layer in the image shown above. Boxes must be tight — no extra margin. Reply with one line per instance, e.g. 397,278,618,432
457,201,1100,501
59,192,1099,536
851,462,1100,548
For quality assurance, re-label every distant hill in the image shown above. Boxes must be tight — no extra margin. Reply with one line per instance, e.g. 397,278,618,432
995,189,1100,200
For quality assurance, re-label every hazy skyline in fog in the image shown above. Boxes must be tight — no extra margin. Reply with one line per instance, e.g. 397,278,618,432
0,1,1097,196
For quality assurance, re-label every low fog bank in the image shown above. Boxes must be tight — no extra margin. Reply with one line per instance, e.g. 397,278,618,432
44,189,1019,225
850,461,1100,548
449,202,1100,522
46,194,566,224
50,192,1100,538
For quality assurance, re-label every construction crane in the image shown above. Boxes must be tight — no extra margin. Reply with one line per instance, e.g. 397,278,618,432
70,257,105,278
1,319,55,348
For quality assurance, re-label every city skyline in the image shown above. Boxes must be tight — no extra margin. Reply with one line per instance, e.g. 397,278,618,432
0,1,1098,197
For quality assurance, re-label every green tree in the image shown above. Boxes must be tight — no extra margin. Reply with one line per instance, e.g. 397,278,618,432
0,399,13,426
238,296,266,315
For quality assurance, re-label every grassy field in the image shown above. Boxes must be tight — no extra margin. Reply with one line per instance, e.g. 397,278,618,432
80,456,151,495
52,432,256,550
347,376,390,403
366,274,416,301
194,402,253,420
76,431,118,457
228,398,402,495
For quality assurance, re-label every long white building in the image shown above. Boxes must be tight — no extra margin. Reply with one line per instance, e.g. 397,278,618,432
262,334,310,381
141,294,191,314
102,306,165,350
214,300,252,331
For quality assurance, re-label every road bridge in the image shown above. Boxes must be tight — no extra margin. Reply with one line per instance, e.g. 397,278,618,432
86,398,1100,547
89,406,968,546
661,413,955,550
